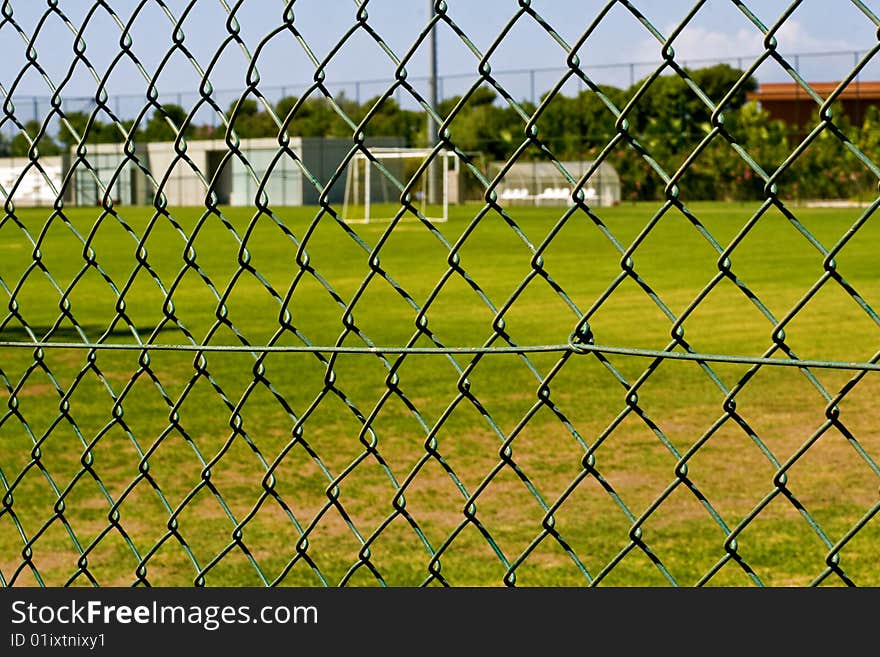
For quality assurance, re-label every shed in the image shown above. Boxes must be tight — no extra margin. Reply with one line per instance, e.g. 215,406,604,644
491,159,621,207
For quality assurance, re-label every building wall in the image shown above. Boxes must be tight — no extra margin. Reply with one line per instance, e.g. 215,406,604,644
297,137,354,206
69,143,150,207
59,137,406,208
145,140,214,208
0,155,64,207
145,136,403,207
229,139,304,207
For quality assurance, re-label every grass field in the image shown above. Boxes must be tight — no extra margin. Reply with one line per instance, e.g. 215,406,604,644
0,199,878,587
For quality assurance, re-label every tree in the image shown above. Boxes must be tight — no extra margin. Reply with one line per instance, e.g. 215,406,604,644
57,111,91,150
357,96,422,146
275,94,355,139
9,120,61,157
276,95,300,124
56,111,125,149
225,97,278,138
537,85,623,158
439,86,526,160
142,103,193,142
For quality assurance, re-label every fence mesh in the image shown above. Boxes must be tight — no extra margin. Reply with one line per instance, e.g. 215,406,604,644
0,0,878,587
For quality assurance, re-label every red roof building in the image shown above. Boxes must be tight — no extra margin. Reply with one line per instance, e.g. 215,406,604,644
746,81,880,129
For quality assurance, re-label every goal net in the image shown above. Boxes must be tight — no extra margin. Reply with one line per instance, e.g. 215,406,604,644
342,148,458,223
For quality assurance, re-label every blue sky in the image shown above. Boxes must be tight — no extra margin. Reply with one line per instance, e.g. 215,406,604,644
2,1,879,116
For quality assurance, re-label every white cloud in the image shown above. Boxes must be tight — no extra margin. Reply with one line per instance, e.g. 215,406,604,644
633,19,852,66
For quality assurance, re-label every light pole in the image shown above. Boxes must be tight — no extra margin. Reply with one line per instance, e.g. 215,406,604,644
427,0,439,206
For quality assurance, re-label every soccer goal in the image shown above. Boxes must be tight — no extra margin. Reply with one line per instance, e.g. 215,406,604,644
342,147,459,223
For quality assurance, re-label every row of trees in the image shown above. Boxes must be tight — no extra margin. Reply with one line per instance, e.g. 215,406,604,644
3,64,876,202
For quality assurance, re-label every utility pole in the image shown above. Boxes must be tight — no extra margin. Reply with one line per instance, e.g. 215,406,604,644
427,0,440,206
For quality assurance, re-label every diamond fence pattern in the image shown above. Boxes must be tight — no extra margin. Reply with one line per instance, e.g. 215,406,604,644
0,0,878,587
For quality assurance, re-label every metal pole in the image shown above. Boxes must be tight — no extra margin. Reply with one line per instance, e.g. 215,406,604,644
427,0,440,205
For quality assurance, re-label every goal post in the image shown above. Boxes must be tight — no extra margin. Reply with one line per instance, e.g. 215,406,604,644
342,147,459,223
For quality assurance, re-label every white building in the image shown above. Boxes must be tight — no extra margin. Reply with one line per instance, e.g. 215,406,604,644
0,155,65,207
64,136,403,208
491,160,621,207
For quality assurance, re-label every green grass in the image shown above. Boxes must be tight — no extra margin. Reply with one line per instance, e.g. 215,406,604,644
1,199,878,587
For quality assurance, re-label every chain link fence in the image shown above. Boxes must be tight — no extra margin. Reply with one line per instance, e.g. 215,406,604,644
0,0,878,587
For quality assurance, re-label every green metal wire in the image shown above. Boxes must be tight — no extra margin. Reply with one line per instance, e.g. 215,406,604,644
0,0,878,588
